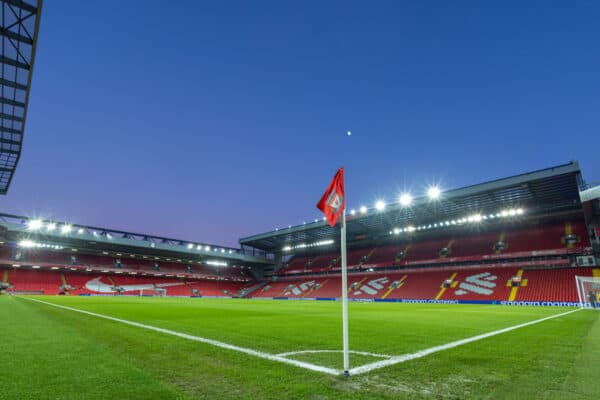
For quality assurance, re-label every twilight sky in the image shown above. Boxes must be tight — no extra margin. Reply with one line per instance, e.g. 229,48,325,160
1,1,599,246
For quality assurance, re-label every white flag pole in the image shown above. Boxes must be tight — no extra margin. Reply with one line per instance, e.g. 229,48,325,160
340,209,350,376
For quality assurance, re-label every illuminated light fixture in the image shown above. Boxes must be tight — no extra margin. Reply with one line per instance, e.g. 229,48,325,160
77,228,85,234
399,193,413,207
187,243,195,249
360,206,368,214
61,224,72,234
427,186,441,199
508,209,516,216
12,264,20,267
116,253,122,256
92,231,98,236
350,209,356,216
106,233,113,239
282,239,335,251
31,265,40,269
18,239,35,248
314,219,318,222
206,260,228,267
51,266,59,270
407,226,416,232
46,223,57,231
375,200,386,211
205,246,211,251
71,248,78,252
27,219,43,230
393,228,401,234
221,249,226,253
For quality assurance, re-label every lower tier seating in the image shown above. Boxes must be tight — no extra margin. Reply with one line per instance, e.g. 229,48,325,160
252,266,597,303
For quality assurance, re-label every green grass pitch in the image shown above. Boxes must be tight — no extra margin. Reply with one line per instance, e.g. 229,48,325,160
1,296,598,399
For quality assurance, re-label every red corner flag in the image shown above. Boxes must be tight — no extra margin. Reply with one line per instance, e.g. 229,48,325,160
317,167,346,227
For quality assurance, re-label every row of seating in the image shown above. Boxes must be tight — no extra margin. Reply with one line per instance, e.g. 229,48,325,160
253,265,596,303
279,221,590,275
2,268,250,297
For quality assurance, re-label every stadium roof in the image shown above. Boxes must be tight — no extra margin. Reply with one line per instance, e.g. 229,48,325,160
240,161,585,253
0,212,272,267
0,0,42,194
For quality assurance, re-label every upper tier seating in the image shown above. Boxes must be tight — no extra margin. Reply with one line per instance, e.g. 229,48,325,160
279,220,590,275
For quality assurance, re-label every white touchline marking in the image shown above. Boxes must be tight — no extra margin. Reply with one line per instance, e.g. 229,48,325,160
21,297,582,377
20,297,341,376
348,308,582,375
277,349,392,359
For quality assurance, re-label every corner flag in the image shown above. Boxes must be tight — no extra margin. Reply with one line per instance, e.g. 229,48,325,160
316,167,350,377
316,167,345,227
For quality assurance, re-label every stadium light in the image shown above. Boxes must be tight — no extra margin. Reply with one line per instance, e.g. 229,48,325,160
18,239,35,248
27,219,43,230
360,206,367,214
399,193,412,207
207,260,228,267
375,200,386,211
46,223,56,232
77,228,85,234
350,209,356,216
427,186,441,199
61,224,72,234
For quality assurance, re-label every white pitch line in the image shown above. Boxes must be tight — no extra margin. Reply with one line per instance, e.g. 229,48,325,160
349,308,582,375
277,349,392,359
20,297,341,376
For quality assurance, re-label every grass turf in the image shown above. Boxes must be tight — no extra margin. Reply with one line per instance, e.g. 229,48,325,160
1,295,598,399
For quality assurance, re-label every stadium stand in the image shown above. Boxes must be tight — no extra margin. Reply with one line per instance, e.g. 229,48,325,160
1,162,598,304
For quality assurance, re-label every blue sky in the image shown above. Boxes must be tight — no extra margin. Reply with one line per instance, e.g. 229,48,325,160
2,1,599,246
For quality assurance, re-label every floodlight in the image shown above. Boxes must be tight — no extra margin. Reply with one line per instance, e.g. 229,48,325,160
399,193,412,206
27,219,43,230
350,209,356,216
375,200,386,211
393,228,400,234
360,206,367,214
427,186,441,199
516,208,524,215
187,243,194,249
46,223,56,231
77,228,85,234
61,224,72,234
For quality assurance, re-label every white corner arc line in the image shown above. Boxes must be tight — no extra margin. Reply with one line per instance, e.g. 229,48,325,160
277,349,392,359
349,308,582,375
20,297,341,376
